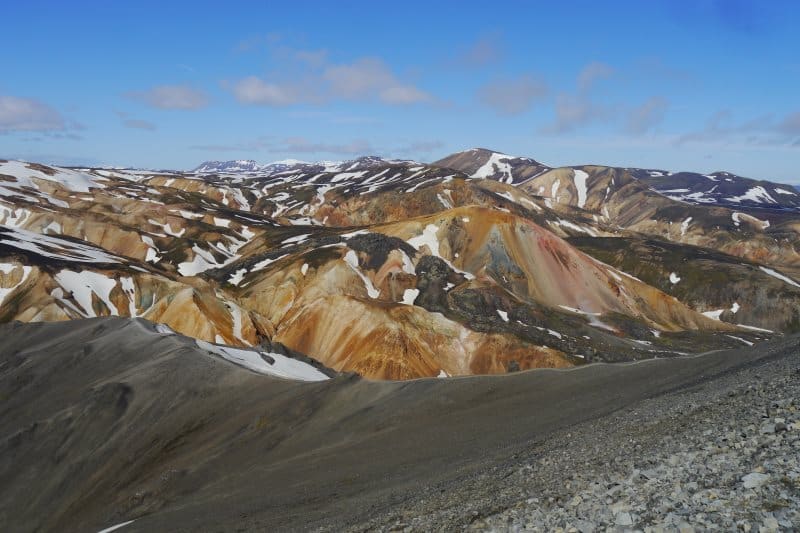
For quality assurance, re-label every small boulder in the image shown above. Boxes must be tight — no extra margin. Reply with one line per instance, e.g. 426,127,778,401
741,472,770,489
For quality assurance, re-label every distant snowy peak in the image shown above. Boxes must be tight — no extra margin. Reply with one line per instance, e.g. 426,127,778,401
634,168,800,210
191,155,420,176
0,160,108,199
434,148,549,185
194,160,264,173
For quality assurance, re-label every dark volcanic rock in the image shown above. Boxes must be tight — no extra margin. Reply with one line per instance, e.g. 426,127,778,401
346,232,417,271
414,255,453,313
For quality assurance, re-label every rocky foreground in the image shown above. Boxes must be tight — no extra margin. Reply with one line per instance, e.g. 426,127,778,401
365,346,800,532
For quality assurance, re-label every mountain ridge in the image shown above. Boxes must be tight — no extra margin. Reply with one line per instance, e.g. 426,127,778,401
2,151,799,379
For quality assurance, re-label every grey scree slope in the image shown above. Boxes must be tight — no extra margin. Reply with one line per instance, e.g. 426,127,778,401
0,318,797,532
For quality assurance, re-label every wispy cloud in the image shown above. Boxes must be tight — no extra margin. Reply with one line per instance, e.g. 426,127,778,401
676,109,799,147
127,85,209,110
116,111,156,131
123,119,156,131
544,93,611,134
0,95,67,133
321,57,431,104
188,136,445,159
393,140,445,156
228,76,309,106
777,111,800,135
634,57,693,82
541,62,616,133
189,136,375,156
626,96,670,134
478,75,548,116
284,109,380,125
227,54,431,107
577,62,615,92
1,153,103,167
453,33,504,68
189,138,273,152
234,32,283,53
272,137,375,155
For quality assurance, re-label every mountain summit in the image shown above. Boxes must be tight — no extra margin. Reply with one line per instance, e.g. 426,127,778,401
434,147,550,184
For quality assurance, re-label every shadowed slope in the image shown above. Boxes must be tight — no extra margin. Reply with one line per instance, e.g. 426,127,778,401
0,318,796,532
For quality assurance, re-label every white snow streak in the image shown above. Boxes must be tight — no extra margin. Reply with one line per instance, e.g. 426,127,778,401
573,169,589,208
196,340,329,381
760,266,800,288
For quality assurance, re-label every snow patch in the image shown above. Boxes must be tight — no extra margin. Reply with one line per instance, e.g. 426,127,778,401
0,160,102,193
196,340,329,381
251,253,288,272
344,249,380,298
141,235,161,263
760,266,800,288
408,223,440,256
473,152,514,183
726,186,777,204
702,309,724,320
732,211,769,230
282,233,311,245
54,270,119,317
0,264,32,306
550,179,561,202
0,226,121,264
401,288,419,305
680,217,692,236
407,223,475,280
726,335,753,346
119,276,138,316
229,268,247,286
573,169,589,208
96,519,136,533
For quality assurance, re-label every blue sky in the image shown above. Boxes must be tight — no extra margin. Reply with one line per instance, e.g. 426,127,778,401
1,0,799,182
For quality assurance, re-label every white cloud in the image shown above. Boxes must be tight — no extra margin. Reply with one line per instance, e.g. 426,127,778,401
379,85,431,105
544,93,609,133
128,85,208,110
0,95,66,132
676,109,800,147
230,76,300,106
228,56,430,107
454,34,503,68
627,96,669,134
478,75,548,115
322,58,396,98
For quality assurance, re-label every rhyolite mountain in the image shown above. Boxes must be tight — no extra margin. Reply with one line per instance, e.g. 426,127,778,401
1,149,799,379
632,168,800,210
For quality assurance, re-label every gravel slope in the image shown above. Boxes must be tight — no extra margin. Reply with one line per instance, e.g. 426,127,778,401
362,338,800,532
0,319,797,532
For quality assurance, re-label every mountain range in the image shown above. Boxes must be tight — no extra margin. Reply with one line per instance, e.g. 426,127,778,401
2,148,799,380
